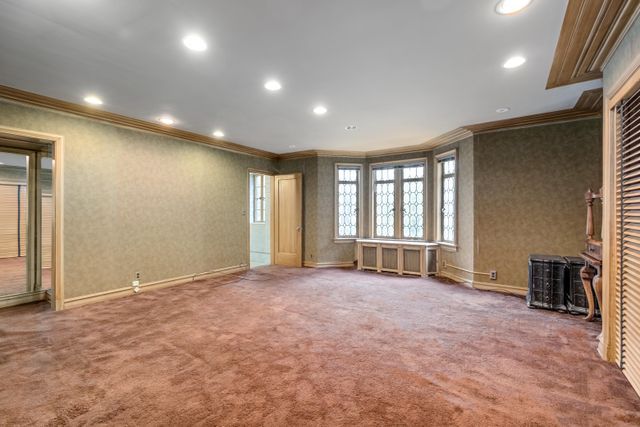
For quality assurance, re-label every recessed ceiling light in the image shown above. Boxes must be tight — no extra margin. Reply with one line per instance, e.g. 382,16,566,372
345,125,357,131
313,105,328,116
496,107,510,113
212,130,225,138
182,34,207,52
495,0,532,15
157,115,176,126
83,95,103,106
503,56,526,69
264,80,282,91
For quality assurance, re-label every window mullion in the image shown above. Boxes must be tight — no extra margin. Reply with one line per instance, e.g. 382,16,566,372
395,170,402,239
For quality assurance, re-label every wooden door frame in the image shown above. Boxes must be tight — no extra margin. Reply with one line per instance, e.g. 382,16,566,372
0,125,64,310
602,61,640,363
246,169,274,268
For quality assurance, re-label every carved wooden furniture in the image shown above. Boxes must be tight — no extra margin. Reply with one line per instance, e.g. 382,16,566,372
565,256,600,316
527,255,567,311
579,189,603,322
355,239,439,277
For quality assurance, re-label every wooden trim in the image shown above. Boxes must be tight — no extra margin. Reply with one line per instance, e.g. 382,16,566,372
0,290,47,309
547,0,640,89
0,125,64,311
0,85,279,160
1,84,603,163
303,261,355,268
463,108,600,134
602,58,640,363
575,88,604,111
63,264,248,309
279,129,473,160
438,271,527,296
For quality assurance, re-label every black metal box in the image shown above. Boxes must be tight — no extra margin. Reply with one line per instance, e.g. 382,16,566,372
527,254,567,311
564,256,600,316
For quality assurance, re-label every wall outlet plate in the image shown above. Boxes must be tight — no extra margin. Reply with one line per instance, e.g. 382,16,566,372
490,271,497,280
132,280,140,287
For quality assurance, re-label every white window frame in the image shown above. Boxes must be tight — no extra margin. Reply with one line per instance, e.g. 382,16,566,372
334,163,363,241
252,174,266,224
369,158,427,240
435,150,457,246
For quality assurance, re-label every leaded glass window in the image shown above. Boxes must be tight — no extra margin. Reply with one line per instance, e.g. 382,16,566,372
374,167,395,237
253,174,265,223
336,166,360,238
439,156,456,243
402,166,424,238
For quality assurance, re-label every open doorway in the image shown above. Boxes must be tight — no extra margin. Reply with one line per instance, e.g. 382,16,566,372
249,172,272,268
0,130,59,310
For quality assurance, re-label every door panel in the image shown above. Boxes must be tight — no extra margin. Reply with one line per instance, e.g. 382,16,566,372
274,173,302,267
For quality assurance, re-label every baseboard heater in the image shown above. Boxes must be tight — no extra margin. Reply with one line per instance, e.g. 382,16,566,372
355,239,439,276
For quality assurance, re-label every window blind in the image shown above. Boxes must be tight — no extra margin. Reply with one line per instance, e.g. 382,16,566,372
617,85,640,393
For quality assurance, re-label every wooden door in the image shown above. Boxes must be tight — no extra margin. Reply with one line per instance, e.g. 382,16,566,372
273,173,302,267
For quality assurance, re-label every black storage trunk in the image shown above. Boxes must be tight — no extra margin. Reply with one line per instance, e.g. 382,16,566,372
565,256,600,316
527,254,567,311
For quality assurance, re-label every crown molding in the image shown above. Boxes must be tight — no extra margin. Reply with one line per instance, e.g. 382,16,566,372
0,85,602,163
462,108,600,134
547,0,640,89
278,128,473,161
0,85,279,160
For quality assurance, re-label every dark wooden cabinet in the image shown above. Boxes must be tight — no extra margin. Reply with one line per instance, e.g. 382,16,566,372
527,255,567,311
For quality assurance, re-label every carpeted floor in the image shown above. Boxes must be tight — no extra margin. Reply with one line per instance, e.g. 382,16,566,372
0,266,639,426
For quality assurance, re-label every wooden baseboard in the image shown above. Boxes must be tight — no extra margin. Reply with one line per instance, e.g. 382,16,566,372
63,264,248,309
0,290,47,309
438,270,527,296
303,260,355,268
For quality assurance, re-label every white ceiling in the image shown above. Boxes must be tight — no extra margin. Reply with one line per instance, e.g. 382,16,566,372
0,0,602,154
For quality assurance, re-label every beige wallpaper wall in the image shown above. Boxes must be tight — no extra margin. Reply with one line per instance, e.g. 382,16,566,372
0,98,603,299
473,118,602,289
0,100,275,299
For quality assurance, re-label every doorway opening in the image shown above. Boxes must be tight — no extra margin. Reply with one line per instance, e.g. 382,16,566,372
0,131,58,309
249,172,272,268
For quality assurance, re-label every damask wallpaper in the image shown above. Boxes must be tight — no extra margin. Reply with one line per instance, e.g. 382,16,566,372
473,118,602,289
0,100,275,299
0,98,603,299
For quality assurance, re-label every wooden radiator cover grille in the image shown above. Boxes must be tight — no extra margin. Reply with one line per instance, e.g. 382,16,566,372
362,246,377,269
382,247,398,270
403,249,421,273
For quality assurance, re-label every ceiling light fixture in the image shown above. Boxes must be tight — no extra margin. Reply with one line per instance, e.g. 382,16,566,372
503,55,526,69
212,130,225,138
345,125,357,131
288,144,297,149
495,0,532,15
157,115,176,125
182,34,207,52
496,107,510,113
264,80,282,91
313,105,328,116
83,95,103,106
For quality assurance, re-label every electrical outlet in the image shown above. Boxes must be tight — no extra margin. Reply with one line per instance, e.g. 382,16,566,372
132,275,140,293
135,272,140,279
490,270,497,280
